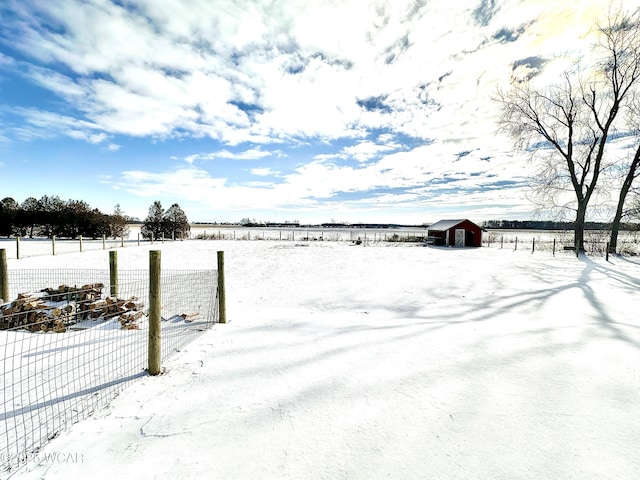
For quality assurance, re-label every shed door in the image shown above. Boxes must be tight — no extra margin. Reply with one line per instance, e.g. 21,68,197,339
455,229,465,247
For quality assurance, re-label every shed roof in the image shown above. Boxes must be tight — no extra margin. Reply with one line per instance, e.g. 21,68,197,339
427,219,475,231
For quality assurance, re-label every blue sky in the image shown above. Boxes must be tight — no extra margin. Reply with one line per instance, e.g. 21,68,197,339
1,0,637,224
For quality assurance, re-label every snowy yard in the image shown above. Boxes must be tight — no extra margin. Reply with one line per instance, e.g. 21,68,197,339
3,240,640,479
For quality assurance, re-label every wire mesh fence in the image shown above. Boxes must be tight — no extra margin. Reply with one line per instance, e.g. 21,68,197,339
0,236,153,261
193,228,430,243
0,268,217,471
482,230,640,256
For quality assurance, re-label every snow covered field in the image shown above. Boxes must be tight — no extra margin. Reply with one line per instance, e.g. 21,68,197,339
3,226,640,260
3,240,640,479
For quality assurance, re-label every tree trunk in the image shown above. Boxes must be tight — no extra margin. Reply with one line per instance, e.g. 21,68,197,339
609,147,640,254
575,203,587,255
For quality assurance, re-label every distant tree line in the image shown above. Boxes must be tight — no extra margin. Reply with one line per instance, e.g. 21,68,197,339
239,218,301,228
0,196,133,239
141,201,190,240
482,220,640,231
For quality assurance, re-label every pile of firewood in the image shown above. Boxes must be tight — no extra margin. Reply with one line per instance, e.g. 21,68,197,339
0,283,145,332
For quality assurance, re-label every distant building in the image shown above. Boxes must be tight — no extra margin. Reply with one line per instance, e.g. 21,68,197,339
427,219,483,247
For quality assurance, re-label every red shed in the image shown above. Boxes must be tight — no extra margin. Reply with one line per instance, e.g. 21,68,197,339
427,219,483,247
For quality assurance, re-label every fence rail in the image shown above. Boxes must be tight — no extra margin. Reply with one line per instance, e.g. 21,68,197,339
0,234,181,261
0,250,221,471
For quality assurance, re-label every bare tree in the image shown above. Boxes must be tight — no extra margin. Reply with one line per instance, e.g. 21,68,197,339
609,103,640,254
496,8,640,254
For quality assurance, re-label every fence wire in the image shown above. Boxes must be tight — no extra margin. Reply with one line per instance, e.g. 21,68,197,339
483,230,640,256
1,268,218,471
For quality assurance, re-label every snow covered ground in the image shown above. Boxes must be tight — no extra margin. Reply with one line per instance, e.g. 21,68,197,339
3,240,640,479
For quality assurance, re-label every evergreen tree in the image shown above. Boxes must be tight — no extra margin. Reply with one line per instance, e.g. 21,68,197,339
141,201,165,240
110,204,130,239
0,197,17,237
63,199,91,238
18,197,40,237
37,195,65,238
164,203,190,240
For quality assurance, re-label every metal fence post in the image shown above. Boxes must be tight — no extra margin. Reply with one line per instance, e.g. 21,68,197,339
103,234,106,250
0,249,8,302
16,236,20,260
148,250,162,375
109,251,118,297
217,251,227,324
52,236,56,256
79,235,83,252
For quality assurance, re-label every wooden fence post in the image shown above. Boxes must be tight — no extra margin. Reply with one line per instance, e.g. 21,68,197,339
0,249,8,302
553,239,556,256
148,250,162,375
606,242,610,262
162,232,165,244
79,235,83,252
52,236,56,256
16,236,20,260
217,251,227,324
121,236,124,247
515,237,518,251
532,238,535,254
109,251,118,297
138,232,140,246
103,234,106,250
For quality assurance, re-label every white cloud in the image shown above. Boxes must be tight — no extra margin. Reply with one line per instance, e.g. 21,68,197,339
342,140,402,162
5,0,617,148
67,130,107,144
0,52,16,66
2,0,634,221
251,168,280,176
184,147,283,163
108,139,533,219
11,108,112,144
